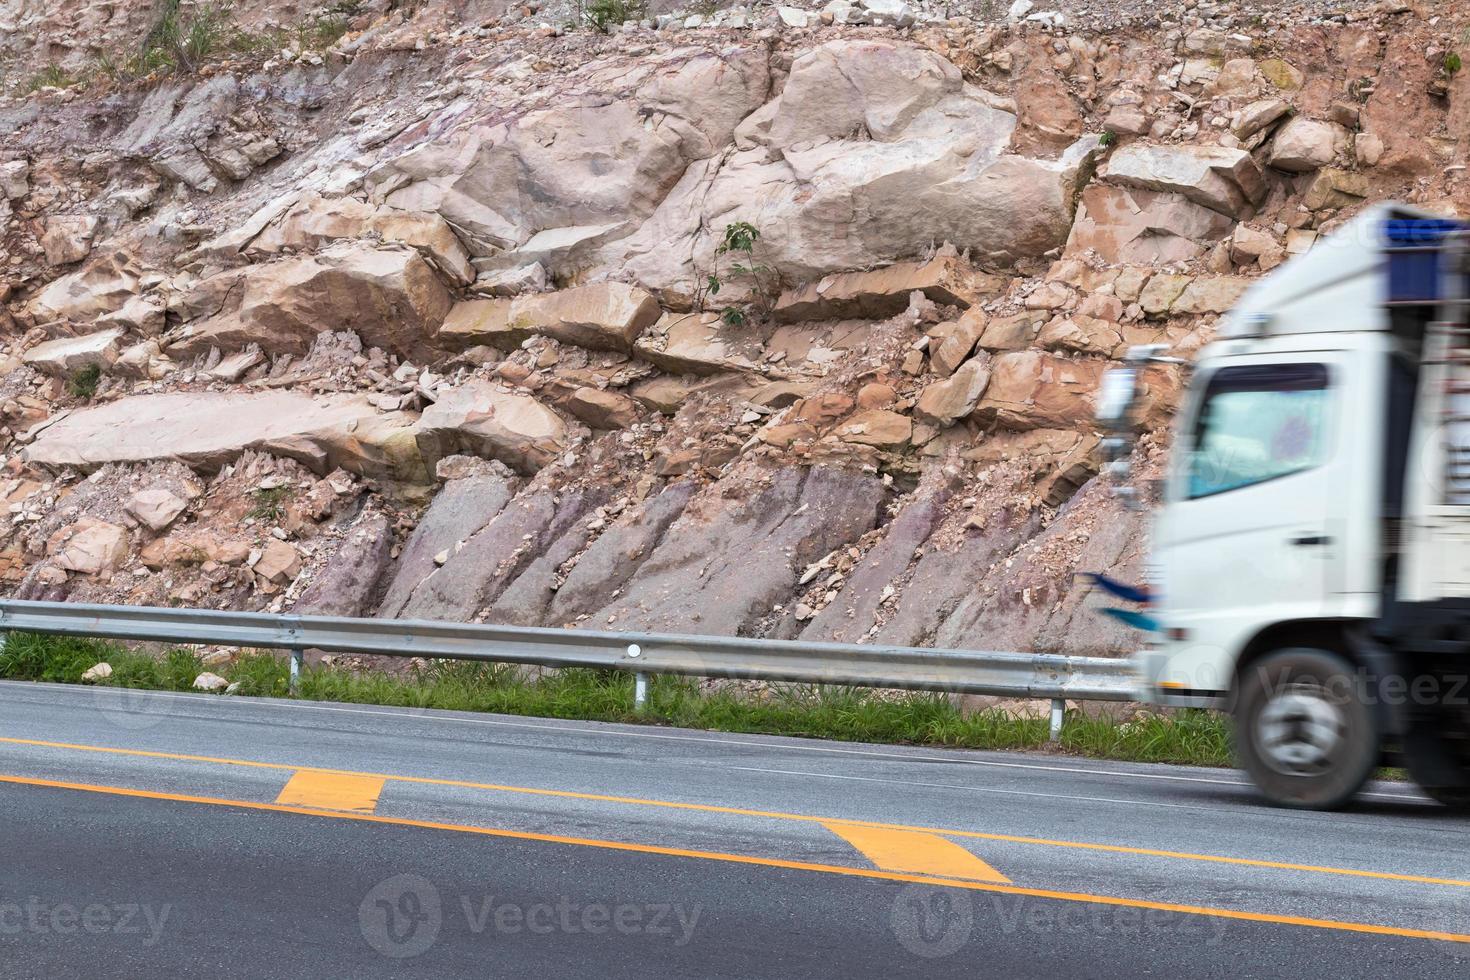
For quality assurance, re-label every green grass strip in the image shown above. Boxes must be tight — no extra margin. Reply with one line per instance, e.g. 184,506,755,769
0,631,1234,768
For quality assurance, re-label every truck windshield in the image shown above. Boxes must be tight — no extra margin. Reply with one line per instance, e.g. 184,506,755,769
1187,363,1331,499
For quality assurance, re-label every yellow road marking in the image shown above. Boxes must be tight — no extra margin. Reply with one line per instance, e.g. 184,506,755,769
1,735,1465,890
275,770,384,813
1,772,1468,945
822,821,1009,882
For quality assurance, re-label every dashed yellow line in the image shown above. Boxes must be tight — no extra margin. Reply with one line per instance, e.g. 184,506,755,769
275,770,384,813
822,822,1010,882
3,772,1469,946
1,735,1467,890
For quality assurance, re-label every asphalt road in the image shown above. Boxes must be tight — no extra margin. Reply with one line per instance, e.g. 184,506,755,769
0,680,1468,978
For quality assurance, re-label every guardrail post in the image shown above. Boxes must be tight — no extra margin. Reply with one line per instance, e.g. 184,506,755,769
289,648,303,694
633,672,649,712
1049,698,1065,742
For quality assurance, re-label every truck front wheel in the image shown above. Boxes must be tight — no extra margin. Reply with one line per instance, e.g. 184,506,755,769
1234,648,1380,810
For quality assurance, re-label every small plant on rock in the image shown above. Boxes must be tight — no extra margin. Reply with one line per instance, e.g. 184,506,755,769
1446,51,1463,75
702,221,775,326
67,364,102,401
585,0,644,33
25,63,76,92
1097,129,1116,148
248,486,293,523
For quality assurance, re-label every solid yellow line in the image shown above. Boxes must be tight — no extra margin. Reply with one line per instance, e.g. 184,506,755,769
822,821,1010,883
275,770,385,813
1,772,1468,946
1,735,1465,890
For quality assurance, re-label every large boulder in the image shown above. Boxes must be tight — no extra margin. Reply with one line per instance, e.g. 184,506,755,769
236,192,475,286
40,216,98,266
633,311,764,375
509,282,661,352
23,391,424,481
364,46,771,277
974,351,1103,430
22,328,125,375
167,241,453,358
1265,117,1351,173
1066,185,1234,264
414,380,569,474
47,518,129,576
439,282,661,353
773,255,999,322
915,356,992,426
609,40,1100,295
27,250,141,323
1099,143,1267,217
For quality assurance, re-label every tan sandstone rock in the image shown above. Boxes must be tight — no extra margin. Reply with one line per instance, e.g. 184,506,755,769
975,352,1102,430
915,356,991,426
931,310,987,376
834,410,912,450
168,241,453,358
415,380,569,474
509,281,661,352
48,518,129,575
22,328,125,375
1266,117,1350,173
774,255,997,322
633,312,763,375
40,215,99,266
125,487,189,532
254,540,301,584
24,391,423,481
1099,143,1267,218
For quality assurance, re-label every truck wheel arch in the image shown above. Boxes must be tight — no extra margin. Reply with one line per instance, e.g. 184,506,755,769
1230,618,1405,736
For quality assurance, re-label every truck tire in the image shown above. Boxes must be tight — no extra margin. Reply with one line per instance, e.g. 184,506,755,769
1234,648,1380,810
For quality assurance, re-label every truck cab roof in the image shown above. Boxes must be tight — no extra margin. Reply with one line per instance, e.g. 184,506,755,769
1219,202,1459,341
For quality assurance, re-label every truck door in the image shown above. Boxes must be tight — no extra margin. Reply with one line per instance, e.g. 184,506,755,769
1154,357,1349,692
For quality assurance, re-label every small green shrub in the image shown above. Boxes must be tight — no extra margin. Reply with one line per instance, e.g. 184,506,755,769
1097,129,1116,147
700,221,775,321
25,63,76,92
248,486,293,523
67,364,102,401
1446,51,1463,75
585,0,644,33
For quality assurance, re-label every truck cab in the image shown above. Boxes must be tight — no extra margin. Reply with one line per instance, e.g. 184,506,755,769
1122,203,1470,808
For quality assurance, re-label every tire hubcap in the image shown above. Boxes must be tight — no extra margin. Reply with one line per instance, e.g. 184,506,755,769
1256,683,1347,776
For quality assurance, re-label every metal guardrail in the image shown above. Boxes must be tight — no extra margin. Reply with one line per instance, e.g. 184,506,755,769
0,599,1138,740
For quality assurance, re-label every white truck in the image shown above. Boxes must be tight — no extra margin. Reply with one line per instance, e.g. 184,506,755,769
1102,202,1470,809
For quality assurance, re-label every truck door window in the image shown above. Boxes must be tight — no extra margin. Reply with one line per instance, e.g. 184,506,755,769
1188,363,1331,499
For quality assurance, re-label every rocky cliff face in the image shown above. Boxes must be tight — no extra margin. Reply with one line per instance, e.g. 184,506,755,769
0,0,1464,655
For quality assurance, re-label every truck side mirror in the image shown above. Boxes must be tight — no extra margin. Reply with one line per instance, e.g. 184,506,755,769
1095,345,1185,506
1095,365,1140,429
